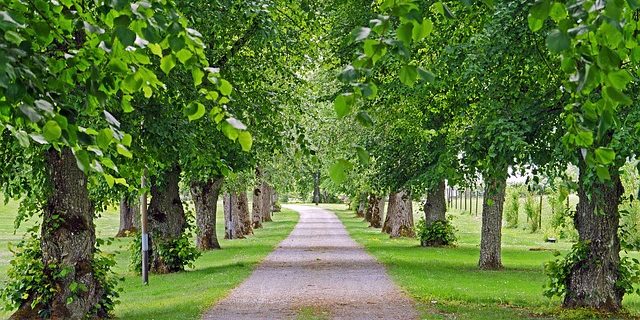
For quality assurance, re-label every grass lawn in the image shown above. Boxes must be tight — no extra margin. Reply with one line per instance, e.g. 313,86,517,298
325,202,640,320
0,200,298,319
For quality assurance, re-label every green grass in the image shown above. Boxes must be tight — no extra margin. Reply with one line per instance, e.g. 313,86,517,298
0,201,298,319
324,203,640,320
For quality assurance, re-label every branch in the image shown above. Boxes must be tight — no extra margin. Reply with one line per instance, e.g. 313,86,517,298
214,19,260,69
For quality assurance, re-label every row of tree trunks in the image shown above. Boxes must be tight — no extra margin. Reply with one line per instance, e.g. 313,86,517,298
261,182,273,222
147,165,187,273
382,190,415,237
367,195,385,228
190,176,224,250
478,173,507,270
116,196,140,237
564,160,624,311
12,148,105,319
223,192,253,239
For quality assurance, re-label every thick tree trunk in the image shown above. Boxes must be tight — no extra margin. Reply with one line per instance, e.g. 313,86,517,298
236,191,253,236
261,183,273,222
368,195,385,228
421,181,448,246
364,193,373,222
252,186,263,229
191,176,224,250
563,162,624,311
12,148,105,319
478,172,507,270
116,197,139,237
356,193,366,218
313,171,320,205
148,165,187,273
223,192,246,239
382,190,415,238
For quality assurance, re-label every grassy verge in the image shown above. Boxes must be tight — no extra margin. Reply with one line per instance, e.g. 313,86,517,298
0,201,298,319
325,203,640,320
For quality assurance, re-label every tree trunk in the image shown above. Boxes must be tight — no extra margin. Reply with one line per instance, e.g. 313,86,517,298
12,148,106,319
563,162,624,311
237,191,253,236
116,197,139,237
421,181,448,246
356,193,366,218
148,165,187,273
478,172,507,270
223,192,246,239
261,183,273,222
364,193,374,222
252,186,263,229
382,190,415,237
191,176,224,250
313,171,320,205
368,195,385,228
424,181,446,223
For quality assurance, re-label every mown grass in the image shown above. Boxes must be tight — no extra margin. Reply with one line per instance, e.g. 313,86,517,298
325,202,640,320
0,200,298,319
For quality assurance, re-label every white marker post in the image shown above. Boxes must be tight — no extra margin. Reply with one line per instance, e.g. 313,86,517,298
140,169,149,285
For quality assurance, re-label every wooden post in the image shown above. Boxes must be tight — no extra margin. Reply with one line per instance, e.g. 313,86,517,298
140,169,149,285
475,189,479,216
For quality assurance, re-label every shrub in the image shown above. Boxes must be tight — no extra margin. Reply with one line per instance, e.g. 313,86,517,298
416,217,457,247
504,189,520,228
548,187,578,241
524,192,540,233
130,229,201,273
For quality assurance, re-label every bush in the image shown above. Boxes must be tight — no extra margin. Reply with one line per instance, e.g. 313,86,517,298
524,193,540,233
130,229,201,273
1,228,120,318
548,187,578,241
416,217,457,247
504,189,519,228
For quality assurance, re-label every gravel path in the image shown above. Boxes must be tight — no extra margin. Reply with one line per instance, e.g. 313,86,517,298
202,205,419,320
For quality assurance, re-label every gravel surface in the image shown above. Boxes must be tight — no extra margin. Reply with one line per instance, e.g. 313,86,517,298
202,205,419,320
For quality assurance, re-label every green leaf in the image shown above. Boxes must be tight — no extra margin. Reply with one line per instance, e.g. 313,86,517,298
148,43,162,57
355,111,374,127
596,165,611,181
418,68,436,83
218,79,232,96
607,70,632,90
116,144,133,158
546,29,570,53
96,128,113,149
399,65,418,86
355,146,370,165
397,23,413,46
352,27,371,41
528,0,551,31
42,120,61,142
594,147,615,165
103,173,115,187
329,159,353,184
160,55,176,75
185,102,205,121
115,26,135,47
192,68,204,86
74,150,90,172
549,2,567,22
175,49,193,64
4,30,23,45
575,130,594,147
122,133,132,147
603,86,632,105
238,131,253,152
412,19,433,42
334,94,354,118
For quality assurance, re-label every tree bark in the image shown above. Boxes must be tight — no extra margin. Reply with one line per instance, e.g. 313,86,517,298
356,193,366,218
252,186,263,229
116,197,139,237
12,148,105,319
478,173,507,270
563,162,624,311
424,181,446,223
236,191,253,236
223,192,246,239
364,193,374,222
382,190,415,237
313,171,320,205
190,176,224,250
421,181,448,246
261,183,273,222
368,195,385,228
148,165,187,273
